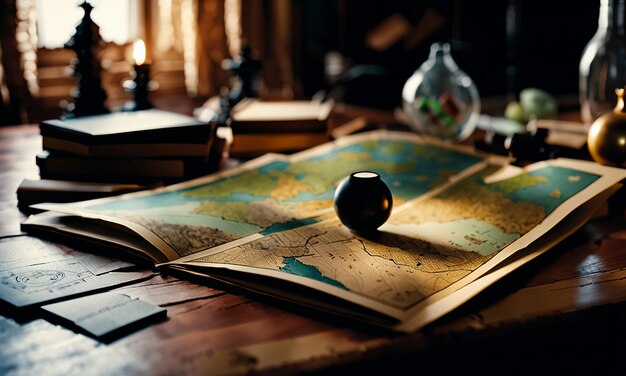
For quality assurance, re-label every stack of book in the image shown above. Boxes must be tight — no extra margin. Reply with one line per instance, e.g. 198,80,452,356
37,109,215,183
227,100,333,157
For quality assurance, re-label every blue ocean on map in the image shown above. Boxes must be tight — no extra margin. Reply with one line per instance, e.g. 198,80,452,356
261,218,319,235
393,219,520,256
495,166,599,214
257,161,290,174
280,257,348,290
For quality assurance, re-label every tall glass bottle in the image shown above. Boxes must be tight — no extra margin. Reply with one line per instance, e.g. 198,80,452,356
580,0,626,124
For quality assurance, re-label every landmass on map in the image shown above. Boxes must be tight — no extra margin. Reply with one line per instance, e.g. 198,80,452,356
128,216,240,257
192,221,490,308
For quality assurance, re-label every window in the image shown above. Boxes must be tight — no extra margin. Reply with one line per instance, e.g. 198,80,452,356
10,0,241,123
35,0,139,49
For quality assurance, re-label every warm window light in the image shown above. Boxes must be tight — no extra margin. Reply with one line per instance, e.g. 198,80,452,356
34,0,139,49
133,39,146,65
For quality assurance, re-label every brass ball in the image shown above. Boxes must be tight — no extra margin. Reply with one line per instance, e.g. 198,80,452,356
588,89,626,167
588,110,626,167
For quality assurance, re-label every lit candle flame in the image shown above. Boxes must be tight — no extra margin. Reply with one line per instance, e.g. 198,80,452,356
133,39,146,65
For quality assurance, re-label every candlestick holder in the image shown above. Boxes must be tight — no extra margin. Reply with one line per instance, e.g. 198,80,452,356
123,64,154,111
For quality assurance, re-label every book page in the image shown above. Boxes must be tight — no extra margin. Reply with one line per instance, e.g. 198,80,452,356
232,100,333,122
33,131,488,263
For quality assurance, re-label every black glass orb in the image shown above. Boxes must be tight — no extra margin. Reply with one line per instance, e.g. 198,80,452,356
333,171,393,232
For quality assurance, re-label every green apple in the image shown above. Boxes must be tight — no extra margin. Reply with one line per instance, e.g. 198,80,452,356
504,101,525,123
519,88,557,120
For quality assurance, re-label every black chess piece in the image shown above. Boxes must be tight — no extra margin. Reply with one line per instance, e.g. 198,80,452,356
222,44,262,105
217,88,235,126
64,1,109,117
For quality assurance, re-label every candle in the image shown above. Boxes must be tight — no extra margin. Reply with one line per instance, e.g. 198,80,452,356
133,39,147,66
125,38,152,111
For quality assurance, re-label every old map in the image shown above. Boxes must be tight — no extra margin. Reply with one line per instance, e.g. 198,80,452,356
182,164,600,310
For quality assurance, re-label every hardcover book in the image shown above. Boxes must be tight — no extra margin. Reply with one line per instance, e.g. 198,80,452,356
24,130,626,332
41,137,212,158
17,178,153,210
225,100,333,157
41,109,212,144
41,109,214,158
227,131,330,157
230,100,332,133
36,150,210,179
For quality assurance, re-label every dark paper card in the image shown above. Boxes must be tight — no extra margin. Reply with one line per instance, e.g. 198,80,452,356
42,292,166,340
0,237,151,307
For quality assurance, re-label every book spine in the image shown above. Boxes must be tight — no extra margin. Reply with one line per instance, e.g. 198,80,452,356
43,136,212,158
229,133,329,156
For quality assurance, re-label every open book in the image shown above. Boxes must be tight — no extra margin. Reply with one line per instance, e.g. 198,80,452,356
25,131,626,332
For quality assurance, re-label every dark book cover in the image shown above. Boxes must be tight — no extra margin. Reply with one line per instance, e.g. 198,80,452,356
36,150,212,180
17,178,155,212
40,109,212,144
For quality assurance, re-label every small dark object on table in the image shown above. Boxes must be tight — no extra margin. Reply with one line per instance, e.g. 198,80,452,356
123,63,153,111
475,127,590,164
222,44,262,105
42,292,166,342
63,1,109,118
334,171,393,233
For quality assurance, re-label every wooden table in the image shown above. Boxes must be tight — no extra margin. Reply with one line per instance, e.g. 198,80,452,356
2,124,626,375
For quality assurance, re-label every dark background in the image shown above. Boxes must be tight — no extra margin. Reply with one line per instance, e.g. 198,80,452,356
295,0,599,110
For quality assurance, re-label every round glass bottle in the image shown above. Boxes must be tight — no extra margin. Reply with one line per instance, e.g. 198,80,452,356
402,43,480,142
580,0,626,124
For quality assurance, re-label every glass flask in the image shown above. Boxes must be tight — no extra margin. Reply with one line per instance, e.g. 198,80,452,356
402,43,480,142
580,0,626,124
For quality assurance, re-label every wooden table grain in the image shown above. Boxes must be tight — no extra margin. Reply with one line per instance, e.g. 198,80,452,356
2,124,626,375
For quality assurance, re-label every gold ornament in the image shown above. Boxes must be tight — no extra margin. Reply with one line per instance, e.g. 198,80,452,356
588,88,626,167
